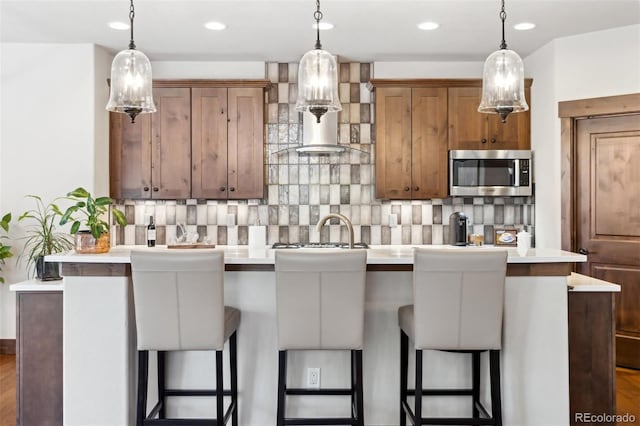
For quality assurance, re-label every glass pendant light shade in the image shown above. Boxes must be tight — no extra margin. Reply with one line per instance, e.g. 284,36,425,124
478,48,528,123
106,48,155,123
295,48,341,123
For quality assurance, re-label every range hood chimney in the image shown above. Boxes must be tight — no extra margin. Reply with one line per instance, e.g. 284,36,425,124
296,110,345,154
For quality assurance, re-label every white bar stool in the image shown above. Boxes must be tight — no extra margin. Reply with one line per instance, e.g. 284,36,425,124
275,249,367,426
398,248,507,426
131,249,240,426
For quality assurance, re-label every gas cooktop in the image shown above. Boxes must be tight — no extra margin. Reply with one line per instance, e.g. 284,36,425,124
272,242,369,249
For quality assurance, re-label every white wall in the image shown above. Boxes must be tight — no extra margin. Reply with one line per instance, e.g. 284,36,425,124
525,24,640,248
0,43,112,338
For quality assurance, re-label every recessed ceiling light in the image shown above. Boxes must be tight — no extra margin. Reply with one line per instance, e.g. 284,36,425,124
312,22,334,30
417,22,440,31
514,22,536,31
108,21,130,31
204,21,227,31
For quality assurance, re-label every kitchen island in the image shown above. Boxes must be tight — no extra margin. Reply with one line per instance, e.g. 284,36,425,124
46,245,585,426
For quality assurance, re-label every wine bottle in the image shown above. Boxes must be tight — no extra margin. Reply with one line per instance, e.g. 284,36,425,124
147,216,156,247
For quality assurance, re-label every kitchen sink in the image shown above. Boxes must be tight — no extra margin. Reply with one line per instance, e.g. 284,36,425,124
272,242,369,249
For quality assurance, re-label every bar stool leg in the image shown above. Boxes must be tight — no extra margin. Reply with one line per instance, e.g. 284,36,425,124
157,351,166,419
230,331,238,426
136,350,149,426
415,349,423,426
472,351,480,419
351,350,356,420
216,350,224,425
354,350,364,426
400,331,409,426
277,350,287,426
489,350,502,426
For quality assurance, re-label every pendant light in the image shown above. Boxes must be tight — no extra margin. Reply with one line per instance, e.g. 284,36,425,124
295,0,341,123
106,0,155,123
478,0,528,123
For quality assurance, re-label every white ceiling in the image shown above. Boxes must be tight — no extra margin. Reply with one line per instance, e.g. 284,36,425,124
1,0,638,62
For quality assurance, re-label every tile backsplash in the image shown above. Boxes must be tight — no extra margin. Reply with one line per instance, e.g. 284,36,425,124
114,62,534,246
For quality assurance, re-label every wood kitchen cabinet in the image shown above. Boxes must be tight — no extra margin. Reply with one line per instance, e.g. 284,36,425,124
374,86,448,199
191,87,264,199
110,80,268,200
17,290,63,426
448,84,532,150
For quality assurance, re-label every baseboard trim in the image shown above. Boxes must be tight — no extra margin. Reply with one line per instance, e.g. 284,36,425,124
0,338,16,355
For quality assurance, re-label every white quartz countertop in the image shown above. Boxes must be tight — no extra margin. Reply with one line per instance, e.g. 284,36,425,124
568,272,620,292
10,279,64,292
46,245,586,264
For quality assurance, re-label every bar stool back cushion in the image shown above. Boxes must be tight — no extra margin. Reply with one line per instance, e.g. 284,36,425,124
131,250,228,351
410,248,507,350
275,250,367,350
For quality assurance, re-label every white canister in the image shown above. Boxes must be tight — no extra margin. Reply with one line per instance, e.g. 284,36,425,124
248,225,267,258
516,230,531,256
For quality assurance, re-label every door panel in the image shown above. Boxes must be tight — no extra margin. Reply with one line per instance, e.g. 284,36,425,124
228,87,264,199
411,88,448,198
191,88,228,199
576,114,640,368
109,113,152,199
448,87,487,150
375,87,411,199
488,88,531,149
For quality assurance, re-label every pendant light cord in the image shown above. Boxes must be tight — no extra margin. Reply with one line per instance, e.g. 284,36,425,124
499,0,507,50
314,0,323,50
128,0,136,50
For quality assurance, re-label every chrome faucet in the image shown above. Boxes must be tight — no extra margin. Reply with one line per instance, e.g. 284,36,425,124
316,213,354,249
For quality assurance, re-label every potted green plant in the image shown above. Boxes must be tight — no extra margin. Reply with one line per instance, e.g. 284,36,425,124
59,187,126,254
18,195,74,280
0,213,12,283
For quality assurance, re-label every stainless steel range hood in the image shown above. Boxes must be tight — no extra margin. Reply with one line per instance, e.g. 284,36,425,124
274,111,368,157
297,110,345,154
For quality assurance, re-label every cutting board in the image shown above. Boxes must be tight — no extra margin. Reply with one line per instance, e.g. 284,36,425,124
167,244,216,249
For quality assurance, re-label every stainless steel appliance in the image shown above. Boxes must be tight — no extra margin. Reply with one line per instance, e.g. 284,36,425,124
449,150,532,196
448,212,468,246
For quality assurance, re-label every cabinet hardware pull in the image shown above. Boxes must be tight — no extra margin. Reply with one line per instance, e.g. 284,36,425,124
404,186,410,191
143,187,149,192
220,187,226,192
491,138,497,143
578,248,590,255
481,138,487,143
414,186,419,191
230,187,236,192
153,187,159,192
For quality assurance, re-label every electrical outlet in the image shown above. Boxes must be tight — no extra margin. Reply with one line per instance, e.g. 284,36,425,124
389,213,398,227
307,367,320,389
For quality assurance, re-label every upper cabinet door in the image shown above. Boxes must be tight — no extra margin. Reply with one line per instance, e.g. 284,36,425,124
191,88,228,199
375,87,412,199
151,87,192,199
411,88,448,199
109,112,152,199
449,86,531,150
227,87,264,199
448,87,489,150
488,87,531,150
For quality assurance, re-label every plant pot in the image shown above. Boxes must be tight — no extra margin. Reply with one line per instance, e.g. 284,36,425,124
74,231,110,254
35,256,62,281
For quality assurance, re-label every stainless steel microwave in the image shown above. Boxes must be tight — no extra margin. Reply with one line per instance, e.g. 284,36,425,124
449,150,532,196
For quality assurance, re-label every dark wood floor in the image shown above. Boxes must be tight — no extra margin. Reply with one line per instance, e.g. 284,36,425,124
0,355,15,426
0,354,637,425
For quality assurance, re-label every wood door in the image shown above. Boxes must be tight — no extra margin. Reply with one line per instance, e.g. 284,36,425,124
448,87,488,150
109,112,152,199
411,88,448,198
576,114,640,368
151,87,192,199
375,87,412,199
227,87,264,199
488,87,531,150
191,88,228,199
